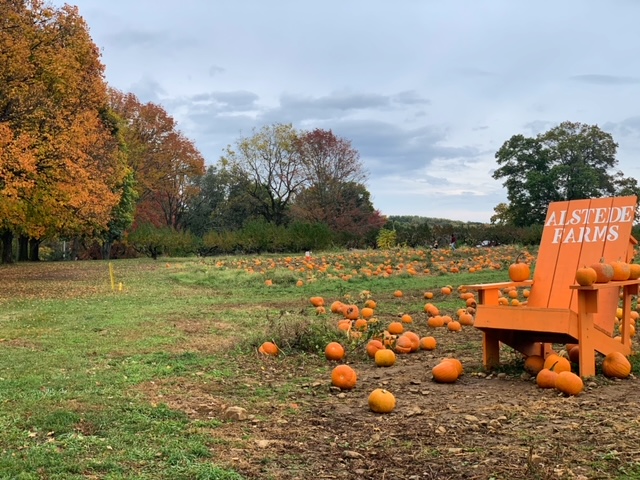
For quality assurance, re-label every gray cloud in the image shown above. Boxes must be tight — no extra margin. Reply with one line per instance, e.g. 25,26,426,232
332,119,480,176
103,29,164,48
603,116,640,139
523,120,557,136
392,91,431,105
129,76,166,104
208,65,226,77
103,28,195,50
278,91,392,117
570,74,640,86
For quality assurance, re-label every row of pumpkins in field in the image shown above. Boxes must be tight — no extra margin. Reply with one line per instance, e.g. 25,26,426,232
258,289,636,414
508,253,640,285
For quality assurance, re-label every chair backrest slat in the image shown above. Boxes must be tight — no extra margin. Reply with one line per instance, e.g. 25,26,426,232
527,196,637,315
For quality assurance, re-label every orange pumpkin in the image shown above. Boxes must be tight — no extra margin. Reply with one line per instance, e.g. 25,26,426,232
393,290,403,298
424,303,439,316
400,314,413,324
602,351,631,379
590,259,614,283
344,305,359,320
610,260,631,281
387,321,404,335
374,348,396,367
555,371,583,396
353,317,367,330
536,368,558,388
548,356,571,373
258,341,279,356
368,388,396,413
364,299,377,309
365,339,384,358
427,316,445,328
524,355,545,375
508,254,531,282
629,263,640,280
575,266,597,286
459,312,474,326
324,342,345,361
432,361,459,383
401,331,420,352
543,353,561,370
310,296,325,307
447,320,462,332
331,364,357,390
361,307,375,319
419,336,437,350
568,345,580,364
330,301,346,314
442,358,463,376
394,335,413,354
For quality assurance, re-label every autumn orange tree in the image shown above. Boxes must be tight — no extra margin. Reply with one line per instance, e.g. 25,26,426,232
108,89,205,231
0,1,126,262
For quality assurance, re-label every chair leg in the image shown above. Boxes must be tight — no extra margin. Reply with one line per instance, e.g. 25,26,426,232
483,331,500,370
578,312,596,378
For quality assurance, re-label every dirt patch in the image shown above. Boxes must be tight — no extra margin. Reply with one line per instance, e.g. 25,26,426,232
168,319,238,354
135,333,640,480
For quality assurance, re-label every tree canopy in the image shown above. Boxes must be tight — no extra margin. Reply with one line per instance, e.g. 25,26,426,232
492,121,640,226
204,124,383,244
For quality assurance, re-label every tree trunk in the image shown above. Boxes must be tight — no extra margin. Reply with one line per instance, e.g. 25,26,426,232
29,238,40,262
102,241,112,260
1,231,14,264
18,235,29,261
71,237,80,260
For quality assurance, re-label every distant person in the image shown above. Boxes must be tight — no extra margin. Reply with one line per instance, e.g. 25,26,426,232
450,234,457,250
433,240,439,249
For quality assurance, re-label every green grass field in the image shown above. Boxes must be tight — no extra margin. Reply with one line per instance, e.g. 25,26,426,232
3,246,639,479
0,248,511,479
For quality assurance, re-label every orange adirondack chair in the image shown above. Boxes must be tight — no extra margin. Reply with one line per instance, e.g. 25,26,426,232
464,196,639,377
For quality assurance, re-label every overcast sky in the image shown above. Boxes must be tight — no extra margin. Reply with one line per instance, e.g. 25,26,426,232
54,0,640,222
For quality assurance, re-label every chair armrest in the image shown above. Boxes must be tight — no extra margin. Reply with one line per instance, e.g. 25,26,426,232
569,279,640,291
464,280,533,291
462,280,533,306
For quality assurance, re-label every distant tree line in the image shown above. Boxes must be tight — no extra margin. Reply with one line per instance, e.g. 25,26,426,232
0,2,385,263
2,1,637,263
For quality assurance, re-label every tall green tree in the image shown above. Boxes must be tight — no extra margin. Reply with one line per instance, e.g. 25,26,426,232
184,164,259,236
221,124,305,226
493,121,639,226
